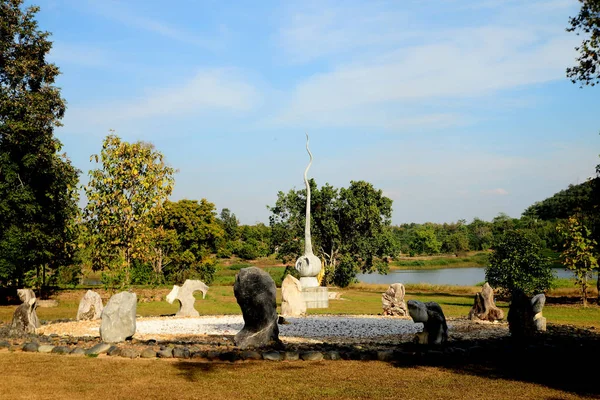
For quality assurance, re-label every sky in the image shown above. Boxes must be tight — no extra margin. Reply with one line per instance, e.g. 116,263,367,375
30,0,600,225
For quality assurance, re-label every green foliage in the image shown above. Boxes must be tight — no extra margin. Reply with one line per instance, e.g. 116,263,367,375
557,216,599,306
269,179,394,287
566,0,600,87
83,134,175,288
0,0,80,286
411,224,442,255
485,230,555,297
153,199,223,285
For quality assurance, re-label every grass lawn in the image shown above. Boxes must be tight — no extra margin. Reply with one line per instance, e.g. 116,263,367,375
0,353,595,400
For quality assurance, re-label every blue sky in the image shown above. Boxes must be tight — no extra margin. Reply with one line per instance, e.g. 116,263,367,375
32,0,599,225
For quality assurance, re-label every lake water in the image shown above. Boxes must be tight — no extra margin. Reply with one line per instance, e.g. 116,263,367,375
356,268,593,286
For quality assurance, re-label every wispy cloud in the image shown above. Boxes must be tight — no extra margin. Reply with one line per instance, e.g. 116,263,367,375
64,68,260,129
269,1,579,130
481,188,509,196
85,0,225,50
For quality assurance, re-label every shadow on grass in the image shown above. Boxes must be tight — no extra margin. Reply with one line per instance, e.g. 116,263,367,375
391,326,600,397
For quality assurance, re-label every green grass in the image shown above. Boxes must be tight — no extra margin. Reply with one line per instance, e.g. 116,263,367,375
390,252,489,269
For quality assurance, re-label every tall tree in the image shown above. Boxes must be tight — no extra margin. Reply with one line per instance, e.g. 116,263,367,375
83,134,175,288
0,0,80,287
557,216,599,306
567,0,600,87
269,179,394,287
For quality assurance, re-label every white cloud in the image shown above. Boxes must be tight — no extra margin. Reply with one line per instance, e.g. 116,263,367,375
481,188,509,196
85,0,224,50
64,68,260,128
270,1,580,129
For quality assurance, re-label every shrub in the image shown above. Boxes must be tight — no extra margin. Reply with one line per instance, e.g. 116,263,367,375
485,230,554,297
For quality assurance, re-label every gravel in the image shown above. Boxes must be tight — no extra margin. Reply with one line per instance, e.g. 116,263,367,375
134,315,423,339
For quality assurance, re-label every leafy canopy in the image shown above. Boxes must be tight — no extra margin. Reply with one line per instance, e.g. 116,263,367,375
269,179,395,287
567,0,600,87
485,230,554,297
0,0,79,286
83,134,175,288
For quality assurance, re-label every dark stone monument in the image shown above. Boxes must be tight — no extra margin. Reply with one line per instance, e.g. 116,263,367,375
408,300,448,345
234,267,280,349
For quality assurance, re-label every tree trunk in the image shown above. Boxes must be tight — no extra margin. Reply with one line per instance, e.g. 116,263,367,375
597,272,599,303
583,276,588,307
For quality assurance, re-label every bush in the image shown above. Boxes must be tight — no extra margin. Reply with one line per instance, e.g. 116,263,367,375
485,230,554,297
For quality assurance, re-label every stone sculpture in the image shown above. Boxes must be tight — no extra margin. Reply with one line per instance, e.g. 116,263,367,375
407,300,448,345
468,283,504,322
76,290,104,321
233,267,280,349
281,274,306,317
17,289,36,304
9,297,39,336
508,290,546,338
382,283,408,316
295,134,322,288
166,279,209,317
100,291,137,343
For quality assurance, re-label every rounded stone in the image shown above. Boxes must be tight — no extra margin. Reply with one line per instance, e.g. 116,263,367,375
262,351,282,361
300,351,324,361
140,348,157,358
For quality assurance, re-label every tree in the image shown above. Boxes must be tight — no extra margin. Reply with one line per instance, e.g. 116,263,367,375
0,0,80,288
566,0,600,87
557,216,599,306
411,224,442,255
485,230,554,298
269,179,395,287
83,134,175,288
152,199,223,284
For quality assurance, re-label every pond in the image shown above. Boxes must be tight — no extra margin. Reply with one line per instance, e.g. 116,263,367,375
356,267,593,286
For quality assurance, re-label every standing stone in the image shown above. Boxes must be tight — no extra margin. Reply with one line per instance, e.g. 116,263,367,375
508,291,546,339
281,274,306,317
76,290,104,321
468,283,504,322
9,298,39,336
100,291,137,343
382,283,408,316
17,289,36,304
407,300,448,345
234,267,280,349
165,280,209,317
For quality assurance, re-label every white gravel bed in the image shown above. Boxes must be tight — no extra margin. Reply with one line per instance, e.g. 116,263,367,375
135,315,424,338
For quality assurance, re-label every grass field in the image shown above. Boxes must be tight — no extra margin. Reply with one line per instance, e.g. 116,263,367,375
0,352,596,400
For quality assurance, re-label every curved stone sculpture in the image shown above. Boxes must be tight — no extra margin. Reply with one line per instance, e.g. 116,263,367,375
77,290,104,321
508,291,546,338
295,134,322,288
408,300,448,345
234,267,280,349
166,280,209,317
382,283,408,316
9,298,39,336
281,274,306,317
468,283,504,322
17,289,36,304
100,291,137,343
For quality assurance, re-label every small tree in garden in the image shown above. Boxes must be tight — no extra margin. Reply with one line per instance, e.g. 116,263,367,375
83,134,175,288
557,216,599,307
485,230,554,298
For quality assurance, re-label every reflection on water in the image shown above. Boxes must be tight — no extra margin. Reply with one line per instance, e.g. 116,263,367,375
356,268,594,286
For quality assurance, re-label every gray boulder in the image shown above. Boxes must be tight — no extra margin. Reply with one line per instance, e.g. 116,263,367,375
233,267,280,349
407,300,448,345
508,291,546,338
77,290,104,321
281,274,306,317
166,280,208,317
382,283,408,316
100,291,137,343
9,298,40,336
468,283,504,322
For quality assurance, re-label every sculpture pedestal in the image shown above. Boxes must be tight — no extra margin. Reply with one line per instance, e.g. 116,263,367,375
302,287,329,309
299,276,319,288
